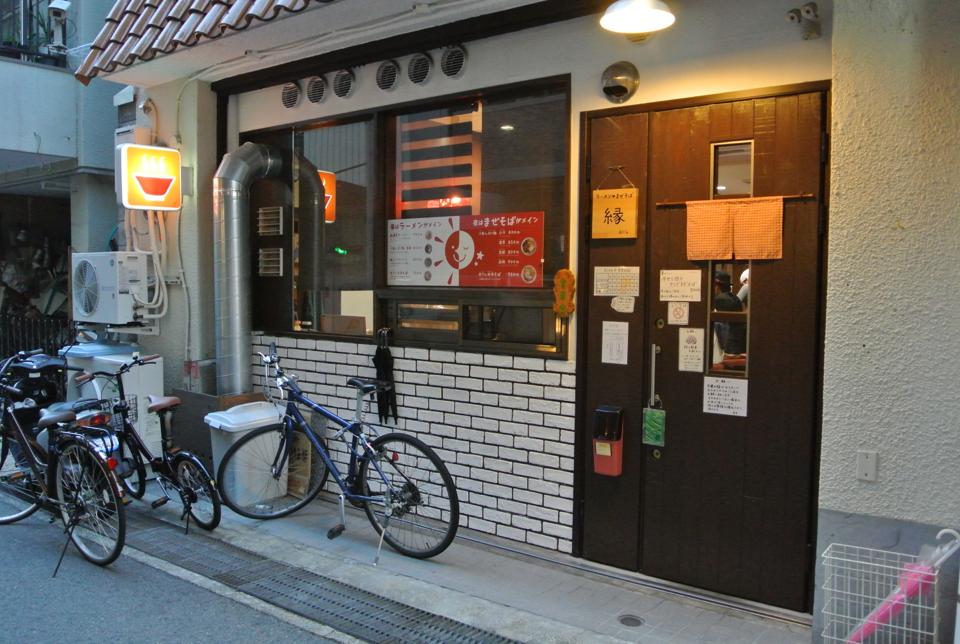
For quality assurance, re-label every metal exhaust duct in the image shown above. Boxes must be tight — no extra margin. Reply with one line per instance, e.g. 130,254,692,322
213,142,282,394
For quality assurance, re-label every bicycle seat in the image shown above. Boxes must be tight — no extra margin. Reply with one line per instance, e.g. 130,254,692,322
147,395,181,413
46,399,102,414
345,377,393,395
37,409,76,429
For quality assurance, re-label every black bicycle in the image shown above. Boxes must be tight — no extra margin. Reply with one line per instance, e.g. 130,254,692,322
216,343,459,560
0,349,126,566
78,355,221,531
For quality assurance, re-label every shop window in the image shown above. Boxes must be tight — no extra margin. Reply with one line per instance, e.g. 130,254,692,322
244,79,569,356
293,120,374,336
383,82,569,355
708,260,750,376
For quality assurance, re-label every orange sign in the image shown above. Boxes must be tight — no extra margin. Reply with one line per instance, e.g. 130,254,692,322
318,170,336,223
119,144,182,211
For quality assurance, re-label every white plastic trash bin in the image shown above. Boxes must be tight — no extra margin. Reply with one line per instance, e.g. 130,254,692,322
205,401,286,507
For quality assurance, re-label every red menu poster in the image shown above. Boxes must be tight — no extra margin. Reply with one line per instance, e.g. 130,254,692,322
388,212,544,288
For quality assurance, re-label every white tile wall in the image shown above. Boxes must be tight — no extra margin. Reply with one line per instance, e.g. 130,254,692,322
252,333,576,554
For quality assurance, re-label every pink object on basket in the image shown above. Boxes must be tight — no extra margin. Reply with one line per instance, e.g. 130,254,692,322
845,562,936,643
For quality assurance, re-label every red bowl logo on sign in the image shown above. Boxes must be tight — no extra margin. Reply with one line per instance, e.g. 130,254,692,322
119,144,182,211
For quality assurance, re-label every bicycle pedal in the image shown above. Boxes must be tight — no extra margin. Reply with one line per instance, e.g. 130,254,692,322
327,524,345,540
151,497,169,509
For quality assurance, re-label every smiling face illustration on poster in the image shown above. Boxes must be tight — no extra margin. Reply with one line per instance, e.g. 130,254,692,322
444,230,476,269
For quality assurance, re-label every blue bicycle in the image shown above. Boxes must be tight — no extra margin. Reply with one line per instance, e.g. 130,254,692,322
215,344,459,560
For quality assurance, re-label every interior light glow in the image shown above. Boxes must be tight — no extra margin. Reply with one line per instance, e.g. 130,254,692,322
600,0,675,34
500,124,515,131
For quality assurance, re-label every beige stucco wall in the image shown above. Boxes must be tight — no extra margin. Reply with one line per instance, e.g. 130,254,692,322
820,0,960,527
134,80,219,391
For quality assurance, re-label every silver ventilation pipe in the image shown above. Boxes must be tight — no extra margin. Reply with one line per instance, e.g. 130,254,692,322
213,142,282,394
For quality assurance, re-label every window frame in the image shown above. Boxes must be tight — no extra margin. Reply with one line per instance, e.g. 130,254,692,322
241,75,572,358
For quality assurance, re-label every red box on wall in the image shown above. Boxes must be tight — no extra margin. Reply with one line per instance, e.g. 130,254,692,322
593,406,624,477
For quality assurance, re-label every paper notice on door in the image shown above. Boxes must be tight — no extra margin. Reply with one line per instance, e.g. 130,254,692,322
668,301,689,325
611,296,635,313
594,266,640,297
659,270,701,302
703,376,748,416
601,321,629,364
678,328,704,372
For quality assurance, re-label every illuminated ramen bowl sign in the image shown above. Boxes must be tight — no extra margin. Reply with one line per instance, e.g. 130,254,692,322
118,144,182,210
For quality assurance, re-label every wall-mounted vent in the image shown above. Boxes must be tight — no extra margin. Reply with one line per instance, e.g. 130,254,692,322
440,45,467,78
258,248,283,277
407,53,433,85
281,82,301,108
376,60,400,91
257,206,283,236
333,69,355,98
306,76,327,103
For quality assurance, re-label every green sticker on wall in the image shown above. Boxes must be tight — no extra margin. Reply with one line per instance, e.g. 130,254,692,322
642,407,666,447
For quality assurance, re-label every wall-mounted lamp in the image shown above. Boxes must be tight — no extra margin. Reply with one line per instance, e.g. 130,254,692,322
600,0,675,38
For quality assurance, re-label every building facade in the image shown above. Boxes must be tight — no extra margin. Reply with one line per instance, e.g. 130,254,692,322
74,0,960,630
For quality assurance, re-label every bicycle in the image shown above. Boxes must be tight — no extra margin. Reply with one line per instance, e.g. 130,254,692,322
77,354,221,531
216,343,459,561
0,349,126,568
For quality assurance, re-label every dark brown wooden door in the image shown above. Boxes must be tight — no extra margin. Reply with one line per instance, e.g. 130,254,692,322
578,90,826,612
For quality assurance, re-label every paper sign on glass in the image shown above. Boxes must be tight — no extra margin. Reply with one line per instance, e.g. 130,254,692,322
659,270,702,302
592,188,639,239
703,376,748,417
387,212,544,288
678,328,704,372
601,321,629,365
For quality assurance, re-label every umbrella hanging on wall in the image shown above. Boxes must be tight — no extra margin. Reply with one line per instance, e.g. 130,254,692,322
372,327,398,423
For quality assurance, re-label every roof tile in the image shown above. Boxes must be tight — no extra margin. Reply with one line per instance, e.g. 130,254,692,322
196,2,231,37
77,0,324,85
172,11,205,46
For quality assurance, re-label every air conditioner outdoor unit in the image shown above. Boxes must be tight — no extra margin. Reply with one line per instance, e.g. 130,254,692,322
72,252,150,325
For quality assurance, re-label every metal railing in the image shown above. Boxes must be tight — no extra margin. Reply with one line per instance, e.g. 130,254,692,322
0,313,71,357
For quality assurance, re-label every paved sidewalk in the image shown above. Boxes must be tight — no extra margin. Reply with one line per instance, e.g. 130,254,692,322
136,489,810,643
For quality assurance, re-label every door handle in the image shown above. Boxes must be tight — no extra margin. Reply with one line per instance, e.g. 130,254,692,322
649,343,661,407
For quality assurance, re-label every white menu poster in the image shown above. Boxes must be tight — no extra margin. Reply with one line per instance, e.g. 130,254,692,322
678,328,704,372
703,376,748,417
601,321,629,365
659,269,701,302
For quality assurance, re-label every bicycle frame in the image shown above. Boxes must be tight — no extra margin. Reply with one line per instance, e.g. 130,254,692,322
277,384,391,507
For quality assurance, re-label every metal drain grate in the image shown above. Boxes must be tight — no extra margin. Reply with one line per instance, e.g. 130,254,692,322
125,516,515,644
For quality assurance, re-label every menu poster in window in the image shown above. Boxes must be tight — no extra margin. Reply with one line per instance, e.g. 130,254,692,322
387,212,544,287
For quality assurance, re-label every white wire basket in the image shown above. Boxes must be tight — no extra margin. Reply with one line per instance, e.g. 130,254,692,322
822,531,959,643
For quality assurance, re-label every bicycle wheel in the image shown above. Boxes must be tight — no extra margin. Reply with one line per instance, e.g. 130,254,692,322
360,433,459,559
174,455,221,531
55,441,125,566
118,433,146,499
217,425,328,520
0,431,41,524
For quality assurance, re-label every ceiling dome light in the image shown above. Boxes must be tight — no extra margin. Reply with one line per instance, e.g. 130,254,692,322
600,0,675,34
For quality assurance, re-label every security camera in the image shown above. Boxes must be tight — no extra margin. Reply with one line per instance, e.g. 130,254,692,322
48,0,70,20
600,61,639,104
801,2,818,20
786,8,802,24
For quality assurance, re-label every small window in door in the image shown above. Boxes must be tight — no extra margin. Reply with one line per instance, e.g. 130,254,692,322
709,261,749,376
711,141,753,198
